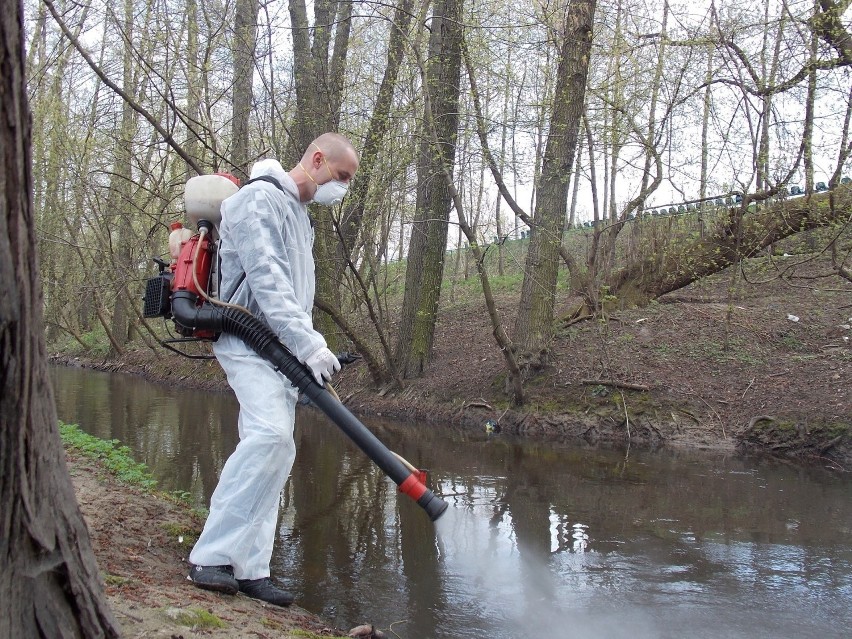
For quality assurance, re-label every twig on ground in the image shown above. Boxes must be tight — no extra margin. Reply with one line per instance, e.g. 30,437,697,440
463,400,494,411
563,314,594,327
619,389,631,440
113,609,144,623
684,388,728,439
581,379,650,392
388,619,409,639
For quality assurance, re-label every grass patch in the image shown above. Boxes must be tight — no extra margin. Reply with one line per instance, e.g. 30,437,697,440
162,607,226,629
59,421,157,490
260,617,286,631
104,574,131,587
161,521,199,548
779,334,806,351
51,325,112,357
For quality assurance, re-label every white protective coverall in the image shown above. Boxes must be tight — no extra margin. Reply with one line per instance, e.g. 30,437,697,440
189,159,326,580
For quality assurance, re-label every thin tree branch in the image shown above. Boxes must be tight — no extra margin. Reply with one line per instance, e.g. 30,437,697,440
43,0,201,174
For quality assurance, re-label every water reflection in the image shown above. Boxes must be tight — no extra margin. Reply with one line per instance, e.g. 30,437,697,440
52,365,852,639
52,363,239,505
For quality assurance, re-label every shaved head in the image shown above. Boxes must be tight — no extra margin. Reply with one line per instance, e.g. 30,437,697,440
303,132,358,164
291,132,360,202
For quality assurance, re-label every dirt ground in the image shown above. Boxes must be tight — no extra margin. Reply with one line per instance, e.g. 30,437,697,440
68,450,374,638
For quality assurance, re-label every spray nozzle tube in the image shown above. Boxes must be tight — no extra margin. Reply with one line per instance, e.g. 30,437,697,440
170,293,449,521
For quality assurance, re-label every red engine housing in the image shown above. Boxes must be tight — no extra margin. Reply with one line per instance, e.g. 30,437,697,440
171,233,217,338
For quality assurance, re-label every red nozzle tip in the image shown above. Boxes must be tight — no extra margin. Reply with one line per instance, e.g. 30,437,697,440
398,474,427,500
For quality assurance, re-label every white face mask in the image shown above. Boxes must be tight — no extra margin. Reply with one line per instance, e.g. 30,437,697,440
312,179,348,206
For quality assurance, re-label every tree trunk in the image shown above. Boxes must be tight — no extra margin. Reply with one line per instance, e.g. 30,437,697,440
638,1,668,215
288,0,353,349
336,0,415,283
699,46,712,236
803,1,819,194
513,0,597,367
395,0,464,378
416,34,525,404
0,2,119,634
107,0,137,356
598,187,852,308
230,0,259,180
184,0,202,177
288,0,352,156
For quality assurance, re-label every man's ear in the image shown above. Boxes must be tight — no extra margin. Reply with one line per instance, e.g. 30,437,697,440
310,150,324,169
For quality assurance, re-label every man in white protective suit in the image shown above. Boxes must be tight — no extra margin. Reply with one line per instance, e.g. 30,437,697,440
188,133,360,606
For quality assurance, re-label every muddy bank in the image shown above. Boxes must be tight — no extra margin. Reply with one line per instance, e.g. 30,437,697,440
50,337,852,469
54,256,852,467
69,450,351,638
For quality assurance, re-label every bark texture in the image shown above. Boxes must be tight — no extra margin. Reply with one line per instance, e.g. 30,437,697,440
288,0,353,348
231,0,259,180
0,2,119,635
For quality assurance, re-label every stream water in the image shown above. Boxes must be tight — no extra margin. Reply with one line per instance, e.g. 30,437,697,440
51,365,852,639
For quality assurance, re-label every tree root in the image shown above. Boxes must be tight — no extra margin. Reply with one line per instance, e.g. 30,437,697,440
744,414,776,433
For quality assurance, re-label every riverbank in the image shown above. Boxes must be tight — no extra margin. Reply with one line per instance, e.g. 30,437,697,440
52,253,852,468
67,443,371,638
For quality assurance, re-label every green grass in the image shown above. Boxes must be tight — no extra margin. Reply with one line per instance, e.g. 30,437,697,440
53,325,112,357
59,421,157,490
104,574,131,586
162,607,226,629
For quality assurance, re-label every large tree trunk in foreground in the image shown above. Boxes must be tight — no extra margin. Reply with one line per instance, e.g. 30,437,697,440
0,3,119,635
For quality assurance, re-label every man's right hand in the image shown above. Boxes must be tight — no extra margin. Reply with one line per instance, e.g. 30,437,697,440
304,347,341,385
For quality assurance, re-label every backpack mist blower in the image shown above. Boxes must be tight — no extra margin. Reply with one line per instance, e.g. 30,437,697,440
142,174,448,522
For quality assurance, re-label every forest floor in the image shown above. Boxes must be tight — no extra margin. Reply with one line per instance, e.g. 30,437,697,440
58,251,851,637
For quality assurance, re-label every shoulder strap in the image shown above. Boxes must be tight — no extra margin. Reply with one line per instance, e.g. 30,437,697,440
243,174,284,191
219,174,284,303
244,173,315,228
222,271,246,304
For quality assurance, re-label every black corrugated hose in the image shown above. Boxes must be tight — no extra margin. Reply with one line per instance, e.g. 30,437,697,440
170,291,448,521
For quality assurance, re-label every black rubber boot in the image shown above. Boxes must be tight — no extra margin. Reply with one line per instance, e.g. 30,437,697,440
188,564,238,595
237,577,295,607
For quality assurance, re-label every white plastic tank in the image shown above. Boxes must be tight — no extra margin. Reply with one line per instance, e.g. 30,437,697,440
184,173,240,228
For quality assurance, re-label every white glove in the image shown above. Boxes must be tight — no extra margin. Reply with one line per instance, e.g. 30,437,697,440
304,347,341,385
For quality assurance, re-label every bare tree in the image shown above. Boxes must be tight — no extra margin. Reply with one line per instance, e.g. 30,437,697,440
230,0,259,180
395,0,465,378
288,0,354,347
288,0,353,157
513,0,597,369
1,1,119,634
